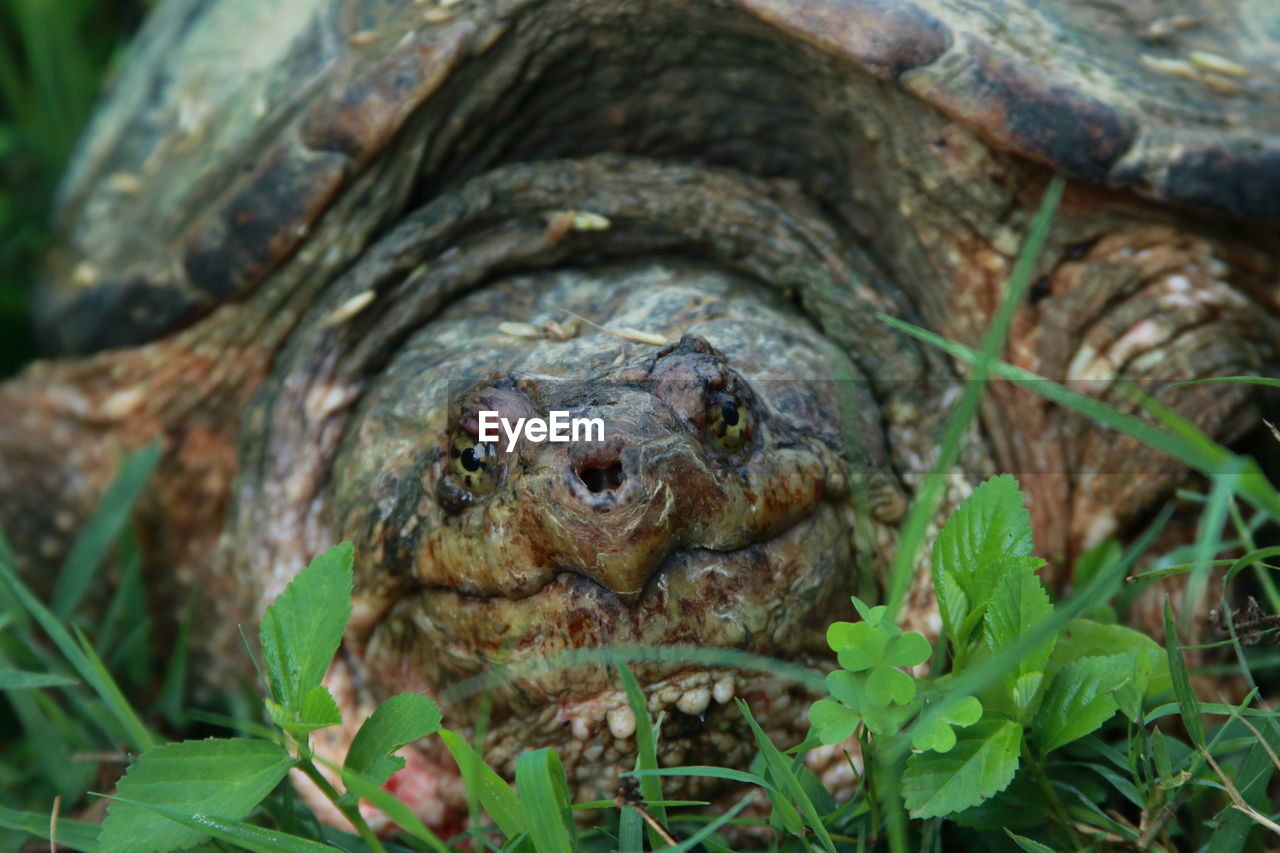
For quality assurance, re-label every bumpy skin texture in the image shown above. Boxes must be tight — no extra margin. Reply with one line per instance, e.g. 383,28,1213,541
334,264,863,807
2,0,1280,837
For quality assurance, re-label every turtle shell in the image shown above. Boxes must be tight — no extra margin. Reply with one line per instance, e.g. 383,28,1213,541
42,0,1280,355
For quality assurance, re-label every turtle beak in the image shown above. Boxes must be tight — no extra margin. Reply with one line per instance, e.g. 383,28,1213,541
521,394,730,606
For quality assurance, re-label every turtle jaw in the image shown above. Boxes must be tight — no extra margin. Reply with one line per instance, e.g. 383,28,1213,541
351,501,853,801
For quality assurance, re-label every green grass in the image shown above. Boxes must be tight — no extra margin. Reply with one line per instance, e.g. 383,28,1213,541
0,0,148,375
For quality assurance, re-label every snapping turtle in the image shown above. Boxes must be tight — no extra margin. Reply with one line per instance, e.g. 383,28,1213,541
3,0,1280,831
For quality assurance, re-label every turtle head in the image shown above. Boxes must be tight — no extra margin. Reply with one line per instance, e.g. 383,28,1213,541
325,262,877,782
431,333,846,606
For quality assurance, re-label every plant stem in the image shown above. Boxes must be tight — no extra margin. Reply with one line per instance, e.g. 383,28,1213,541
297,757,388,853
1024,742,1086,850
860,729,880,844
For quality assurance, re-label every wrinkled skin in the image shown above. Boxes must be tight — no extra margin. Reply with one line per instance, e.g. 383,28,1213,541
2,0,1280,836
328,263,872,816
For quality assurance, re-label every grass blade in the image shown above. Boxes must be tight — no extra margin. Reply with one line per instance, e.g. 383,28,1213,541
616,659,668,847
1161,599,1205,750
52,442,160,619
337,767,450,853
883,175,1064,620
876,317,1280,521
105,797,338,853
735,698,836,853
437,730,523,838
0,669,77,689
661,791,757,852
1179,463,1239,634
1173,376,1280,389
514,748,580,853
627,766,776,790
0,804,102,852
0,542,154,751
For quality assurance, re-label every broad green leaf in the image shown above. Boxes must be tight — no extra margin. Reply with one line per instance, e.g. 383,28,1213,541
850,596,884,625
936,570,969,650
903,719,1021,818
1113,649,1165,723
266,686,343,737
1051,619,1170,699
932,475,1045,650
99,738,293,853
1033,654,1131,753
301,686,342,727
1050,618,1162,661
344,693,442,785
106,797,334,853
809,698,860,745
984,570,1055,718
910,696,983,754
0,669,77,690
823,668,918,738
515,748,580,853
831,624,927,708
260,543,353,711
438,730,524,838
1010,673,1044,719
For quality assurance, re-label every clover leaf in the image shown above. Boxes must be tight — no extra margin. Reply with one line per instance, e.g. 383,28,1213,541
811,600,936,745
910,696,984,753
811,673,920,743
809,698,861,745
828,619,932,708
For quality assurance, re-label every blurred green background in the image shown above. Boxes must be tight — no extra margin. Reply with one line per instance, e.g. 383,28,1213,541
0,0,148,376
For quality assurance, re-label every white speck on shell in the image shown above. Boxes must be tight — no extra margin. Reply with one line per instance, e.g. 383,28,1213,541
324,290,376,326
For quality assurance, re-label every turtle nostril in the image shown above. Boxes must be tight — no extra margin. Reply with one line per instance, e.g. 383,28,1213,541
578,461,625,493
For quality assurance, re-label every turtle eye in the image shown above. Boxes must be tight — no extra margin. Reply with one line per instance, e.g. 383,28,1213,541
449,431,498,494
706,392,752,454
